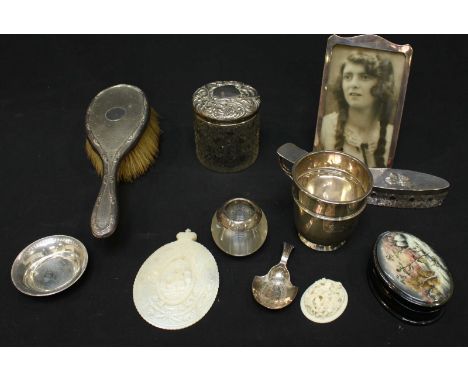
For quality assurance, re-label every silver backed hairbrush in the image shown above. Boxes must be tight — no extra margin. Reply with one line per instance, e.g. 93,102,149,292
368,168,450,208
86,84,149,238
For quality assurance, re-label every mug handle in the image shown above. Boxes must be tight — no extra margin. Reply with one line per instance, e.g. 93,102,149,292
276,143,309,179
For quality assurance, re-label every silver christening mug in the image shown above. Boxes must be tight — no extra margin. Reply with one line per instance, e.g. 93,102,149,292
277,143,373,251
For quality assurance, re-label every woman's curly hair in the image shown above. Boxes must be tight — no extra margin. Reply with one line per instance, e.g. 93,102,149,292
333,51,395,167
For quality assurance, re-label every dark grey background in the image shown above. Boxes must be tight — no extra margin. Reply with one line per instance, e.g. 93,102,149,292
1,35,466,346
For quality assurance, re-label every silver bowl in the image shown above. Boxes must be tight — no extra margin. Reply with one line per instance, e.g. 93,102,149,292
11,235,88,297
211,198,268,256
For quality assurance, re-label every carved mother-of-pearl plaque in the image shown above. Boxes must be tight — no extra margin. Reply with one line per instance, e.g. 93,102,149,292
133,229,219,330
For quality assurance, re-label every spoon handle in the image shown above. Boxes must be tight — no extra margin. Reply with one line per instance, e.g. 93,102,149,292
280,242,294,265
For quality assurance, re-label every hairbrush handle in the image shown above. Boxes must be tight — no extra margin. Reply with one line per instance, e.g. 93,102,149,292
91,157,119,238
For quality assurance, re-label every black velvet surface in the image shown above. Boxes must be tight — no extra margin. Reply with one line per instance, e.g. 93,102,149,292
1,35,467,346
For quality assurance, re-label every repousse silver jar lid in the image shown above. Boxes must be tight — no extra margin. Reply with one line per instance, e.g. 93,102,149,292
192,81,260,123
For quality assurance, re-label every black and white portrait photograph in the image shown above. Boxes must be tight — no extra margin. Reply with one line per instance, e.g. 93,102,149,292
314,35,413,167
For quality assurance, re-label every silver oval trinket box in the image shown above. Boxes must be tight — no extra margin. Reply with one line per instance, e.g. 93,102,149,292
193,81,261,172
369,231,454,325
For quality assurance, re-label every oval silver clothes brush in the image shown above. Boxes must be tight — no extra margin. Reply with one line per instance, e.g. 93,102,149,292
368,168,450,208
86,84,151,238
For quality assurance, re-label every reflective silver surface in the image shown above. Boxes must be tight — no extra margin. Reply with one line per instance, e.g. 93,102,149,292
278,143,373,251
193,81,260,122
368,168,450,208
252,242,298,309
297,168,366,203
11,235,88,297
211,198,268,256
86,84,149,238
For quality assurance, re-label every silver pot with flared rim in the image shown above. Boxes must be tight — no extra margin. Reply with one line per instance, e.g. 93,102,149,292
277,143,373,251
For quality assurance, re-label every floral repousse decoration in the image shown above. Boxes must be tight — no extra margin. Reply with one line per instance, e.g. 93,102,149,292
377,232,452,305
193,81,260,122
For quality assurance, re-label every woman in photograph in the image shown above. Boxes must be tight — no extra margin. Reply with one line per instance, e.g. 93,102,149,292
320,51,396,167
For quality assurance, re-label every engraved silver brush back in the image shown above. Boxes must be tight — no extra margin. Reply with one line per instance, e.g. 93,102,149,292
86,84,149,238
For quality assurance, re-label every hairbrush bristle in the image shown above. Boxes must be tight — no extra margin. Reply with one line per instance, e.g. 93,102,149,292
86,107,160,182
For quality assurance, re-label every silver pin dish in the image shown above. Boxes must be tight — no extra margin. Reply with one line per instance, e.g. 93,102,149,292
11,235,88,297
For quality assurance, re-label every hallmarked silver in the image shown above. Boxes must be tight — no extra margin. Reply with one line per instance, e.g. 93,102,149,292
193,81,260,122
252,242,298,309
86,84,149,238
277,143,373,251
368,168,450,208
278,143,449,212
11,235,88,297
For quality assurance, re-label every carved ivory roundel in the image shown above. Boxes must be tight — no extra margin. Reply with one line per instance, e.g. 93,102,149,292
133,230,219,330
300,278,348,324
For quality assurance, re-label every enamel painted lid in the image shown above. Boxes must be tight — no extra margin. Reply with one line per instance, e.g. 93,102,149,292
374,231,453,308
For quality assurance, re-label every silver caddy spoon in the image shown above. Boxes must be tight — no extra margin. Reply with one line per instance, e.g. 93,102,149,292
86,84,149,238
252,242,298,309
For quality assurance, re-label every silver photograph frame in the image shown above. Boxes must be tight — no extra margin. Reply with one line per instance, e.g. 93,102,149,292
313,35,413,167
